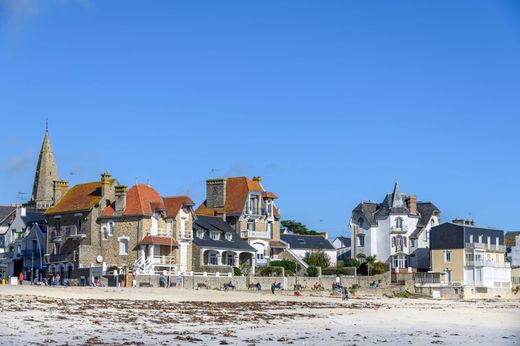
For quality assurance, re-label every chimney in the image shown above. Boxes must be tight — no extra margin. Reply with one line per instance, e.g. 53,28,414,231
100,172,112,197
115,185,127,214
452,219,465,225
206,178,226,209
16,205,26,218
407,195,417,215
253,176,262,183
53,180,69,205
320,232,329,240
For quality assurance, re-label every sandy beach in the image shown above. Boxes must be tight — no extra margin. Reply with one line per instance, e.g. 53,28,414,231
0,285,518,345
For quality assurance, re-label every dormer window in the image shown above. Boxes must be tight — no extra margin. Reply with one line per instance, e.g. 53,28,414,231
395,218,403,229
357,217,364,229
197,230,205,239
225,233,233,241
210,231,220,240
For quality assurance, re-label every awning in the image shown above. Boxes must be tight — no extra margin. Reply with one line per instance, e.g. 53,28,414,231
137,236,179,247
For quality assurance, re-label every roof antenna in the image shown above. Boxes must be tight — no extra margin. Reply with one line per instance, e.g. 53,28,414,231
45,117,49,132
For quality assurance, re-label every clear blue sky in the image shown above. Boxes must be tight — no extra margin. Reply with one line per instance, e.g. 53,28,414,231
1,1,519,237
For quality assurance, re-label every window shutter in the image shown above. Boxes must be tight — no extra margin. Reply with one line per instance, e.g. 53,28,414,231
403,237,407,247
392,237,396,247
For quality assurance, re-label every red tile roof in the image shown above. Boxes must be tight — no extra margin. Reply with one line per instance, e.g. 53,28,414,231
262,191,278,199
46,182,103,215
163,196,194,218
101,184,164,217
137,236,178,247
196,176,271,216
269,240,287,248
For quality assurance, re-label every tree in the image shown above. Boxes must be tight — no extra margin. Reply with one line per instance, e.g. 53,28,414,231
304,250,331,268
281,220,320,235
506,232,519,248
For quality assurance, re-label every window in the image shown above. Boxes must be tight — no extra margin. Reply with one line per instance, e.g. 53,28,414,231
209,252,218,265
197,230,205,239
166,220,172,232
0,235,4,248
247,220,255,232
357,235,365,247
267,222,273,235
392,255,407,269
410,239,415,248
495,237,499,247
426,230,430,242
395,236,403,250
395,218,403,229
32,239,37,252
225,233,233,241
102,227,108,240
430,219,435,226
357,217,364,229
210,231,220,240
119,238,129,255
77,219,82,234
56,220,61,233
469,234,473,243
108,221,114,236
478,235,483,243
444,250,452,263
65,227,71,237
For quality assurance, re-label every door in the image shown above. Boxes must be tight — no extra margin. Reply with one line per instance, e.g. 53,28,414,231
446,270,452,284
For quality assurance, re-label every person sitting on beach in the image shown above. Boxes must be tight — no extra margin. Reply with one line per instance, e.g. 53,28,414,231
294,290,302,296
313,282,322,290
255,282,261,290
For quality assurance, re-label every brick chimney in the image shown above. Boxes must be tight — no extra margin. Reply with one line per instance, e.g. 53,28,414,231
100,172,112,197
407,195,417,215
53,180,69,205
206,178,226,209
115,185,127,214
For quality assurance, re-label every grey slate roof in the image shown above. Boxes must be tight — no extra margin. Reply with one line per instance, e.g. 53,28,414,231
334,236,351,248
0,206,16,226
281,234,335,250
192,215,255,251
352,183,440,231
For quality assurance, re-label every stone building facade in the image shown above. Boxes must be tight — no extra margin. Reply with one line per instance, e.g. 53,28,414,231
45,173,117,278
196,176,284,265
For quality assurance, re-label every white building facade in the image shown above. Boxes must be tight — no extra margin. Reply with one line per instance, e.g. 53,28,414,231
349,182,441,272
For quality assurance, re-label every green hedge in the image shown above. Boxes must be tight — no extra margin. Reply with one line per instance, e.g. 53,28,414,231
269,259,300,273
259,266,284,277
306,266,319,277
321,267,356,276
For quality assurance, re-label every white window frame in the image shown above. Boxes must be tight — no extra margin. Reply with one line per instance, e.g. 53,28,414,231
444,250,452,263
118,236,129,256
225,233,232,241
210,231,220,240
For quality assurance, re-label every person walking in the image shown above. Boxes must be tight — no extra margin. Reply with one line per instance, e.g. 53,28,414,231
271,282,276,294
342,286,349,301
18,272,24,285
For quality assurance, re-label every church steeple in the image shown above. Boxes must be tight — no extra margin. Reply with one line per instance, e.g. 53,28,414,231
30,124,59,209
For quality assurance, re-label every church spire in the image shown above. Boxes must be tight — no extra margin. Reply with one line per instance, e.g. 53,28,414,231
30,123,59,209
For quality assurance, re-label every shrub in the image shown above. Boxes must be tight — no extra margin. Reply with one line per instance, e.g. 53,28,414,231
372,262,389,275
344,258,361,268
306,266,319,277
304,250,331,268
337,260,345,268
259,266,284,277
270,259,300,274
321,267,356,276
233,267,242,276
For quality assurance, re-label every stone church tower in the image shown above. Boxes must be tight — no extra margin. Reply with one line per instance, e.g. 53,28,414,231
29,126,60,209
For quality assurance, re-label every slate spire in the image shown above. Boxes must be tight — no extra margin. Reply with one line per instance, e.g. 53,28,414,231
30,124,59,209
391,179,405,208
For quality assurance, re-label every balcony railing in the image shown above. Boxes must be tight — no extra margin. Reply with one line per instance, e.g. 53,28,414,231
49,253,75,263
391,226,408,234
240,230,272,239
465,243,506,252
465,260,510,268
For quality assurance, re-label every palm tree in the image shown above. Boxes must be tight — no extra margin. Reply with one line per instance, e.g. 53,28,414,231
365,255,377,277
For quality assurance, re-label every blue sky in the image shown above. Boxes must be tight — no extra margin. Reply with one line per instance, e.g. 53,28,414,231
1,1,519,237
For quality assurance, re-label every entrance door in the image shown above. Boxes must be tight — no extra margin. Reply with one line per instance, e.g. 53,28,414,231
446,270,452,284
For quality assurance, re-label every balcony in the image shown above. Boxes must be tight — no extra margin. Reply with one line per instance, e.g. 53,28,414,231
465,260,510,268
465,243,506,252
391,226,408,234
49,252,75,263
240,230,272,239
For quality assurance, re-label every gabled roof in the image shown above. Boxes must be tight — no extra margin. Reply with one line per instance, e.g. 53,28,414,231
281,234,335,250
196,176,272,216
0,206,16,227
46,181,104,215
333,236,351,248
101,184,164,217
193,215,255,251
163,196,194,218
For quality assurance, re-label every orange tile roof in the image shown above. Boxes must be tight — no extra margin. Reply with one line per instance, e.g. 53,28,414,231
45,182,103,215
269,240,287,248
262,191,278,199
163,196,194,218
102,184,164,217
137,236,178,247
196,176,264,216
